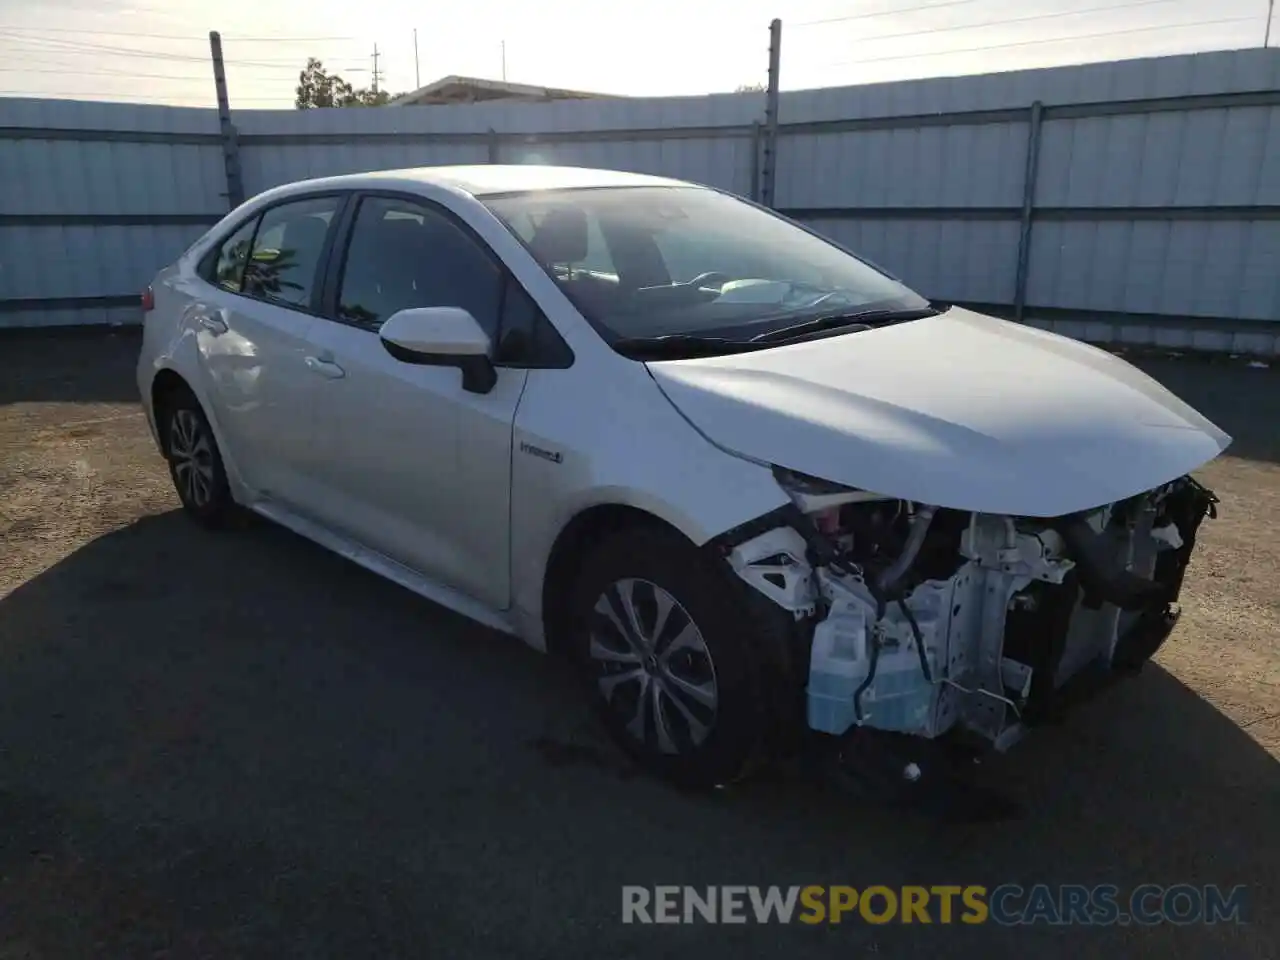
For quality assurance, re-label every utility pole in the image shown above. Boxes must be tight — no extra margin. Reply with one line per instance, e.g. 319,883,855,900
208,31,244,209
413,29,421,87
1266,0,1275,47
761,18,782,208
371,43,382,93
501,40,507,81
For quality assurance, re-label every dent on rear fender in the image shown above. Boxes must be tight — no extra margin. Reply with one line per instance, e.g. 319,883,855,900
146,350,248,500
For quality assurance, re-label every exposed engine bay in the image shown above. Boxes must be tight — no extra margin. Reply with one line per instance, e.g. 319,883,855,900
724,467,1220,750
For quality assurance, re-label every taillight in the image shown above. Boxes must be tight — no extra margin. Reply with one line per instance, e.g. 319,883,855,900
141,286,155,312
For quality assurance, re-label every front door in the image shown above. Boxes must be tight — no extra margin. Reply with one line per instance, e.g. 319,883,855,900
301,194,527,610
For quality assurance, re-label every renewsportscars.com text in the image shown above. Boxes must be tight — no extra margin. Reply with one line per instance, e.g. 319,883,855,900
621,884,1248,926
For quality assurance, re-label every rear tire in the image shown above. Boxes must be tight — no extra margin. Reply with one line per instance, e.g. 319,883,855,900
567,525,767,788
159,389,233,529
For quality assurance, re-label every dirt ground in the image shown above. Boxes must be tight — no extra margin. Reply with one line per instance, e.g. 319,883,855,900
0,331,1276,959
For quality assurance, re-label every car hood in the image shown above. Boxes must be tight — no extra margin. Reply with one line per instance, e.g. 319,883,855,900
646,308,1231,517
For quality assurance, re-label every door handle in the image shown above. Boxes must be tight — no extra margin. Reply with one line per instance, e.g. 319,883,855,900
305,356,346,379
197,313,228,335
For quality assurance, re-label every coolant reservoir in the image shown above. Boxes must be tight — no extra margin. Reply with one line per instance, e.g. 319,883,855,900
806,601,869,735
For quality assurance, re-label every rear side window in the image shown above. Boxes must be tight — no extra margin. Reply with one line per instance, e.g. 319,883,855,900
241,197,341,309
204,218,258,292
336,196,502,334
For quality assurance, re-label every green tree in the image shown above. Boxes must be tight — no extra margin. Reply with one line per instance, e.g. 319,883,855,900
295,58,356,108
352,88,396,106
295,58,406,109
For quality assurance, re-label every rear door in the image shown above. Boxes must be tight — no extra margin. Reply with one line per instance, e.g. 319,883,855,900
300,193,530,609
193,194,345,506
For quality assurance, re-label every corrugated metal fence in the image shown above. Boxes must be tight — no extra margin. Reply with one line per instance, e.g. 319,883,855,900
2,48,1278,350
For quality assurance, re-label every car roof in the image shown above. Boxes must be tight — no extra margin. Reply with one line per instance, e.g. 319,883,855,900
272,165,693,200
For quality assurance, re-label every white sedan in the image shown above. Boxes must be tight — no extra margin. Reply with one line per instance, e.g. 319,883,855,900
138,165,1228,799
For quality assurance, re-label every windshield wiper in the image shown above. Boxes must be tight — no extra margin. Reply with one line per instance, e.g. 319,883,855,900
612,304,947,357
749,306,942,345
612,334,758,359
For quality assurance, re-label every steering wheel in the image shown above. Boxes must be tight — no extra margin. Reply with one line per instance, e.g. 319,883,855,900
687,271,730,290
795,290,843,311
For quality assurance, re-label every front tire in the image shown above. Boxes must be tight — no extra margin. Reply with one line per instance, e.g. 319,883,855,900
160,391,233,528
568,526,767,787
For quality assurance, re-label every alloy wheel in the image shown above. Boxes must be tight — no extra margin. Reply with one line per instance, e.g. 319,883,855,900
587,577,719,755
168,408,215,508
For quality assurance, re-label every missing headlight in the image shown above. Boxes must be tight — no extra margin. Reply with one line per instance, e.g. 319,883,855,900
771,465,857,496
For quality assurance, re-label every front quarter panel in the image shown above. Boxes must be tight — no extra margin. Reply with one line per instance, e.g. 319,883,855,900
509,357,789,648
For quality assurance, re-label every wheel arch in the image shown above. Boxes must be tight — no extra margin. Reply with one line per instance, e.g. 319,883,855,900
539,497,809,780
146,364,246,500
150,367,195,451
539,502,690,658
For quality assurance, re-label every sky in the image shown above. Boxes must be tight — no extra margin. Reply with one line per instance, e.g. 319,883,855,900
0,0,1274,108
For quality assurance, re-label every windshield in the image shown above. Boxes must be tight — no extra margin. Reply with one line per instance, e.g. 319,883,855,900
483,186,932,348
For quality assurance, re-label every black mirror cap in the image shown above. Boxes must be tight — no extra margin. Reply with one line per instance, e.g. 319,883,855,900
458,355,497,394
380,338,497,394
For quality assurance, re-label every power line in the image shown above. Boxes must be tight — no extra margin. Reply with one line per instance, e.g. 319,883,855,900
823,0,1185,51
0,25,358,41
0,92,292,102
0,32,358,69
224,59,368,69
793,0,986,28
0,54,194,69
0,33,222,63
0,66,217,81
0,54,328,73
221,36,361,43
0,26,206,41
822,13,1259,67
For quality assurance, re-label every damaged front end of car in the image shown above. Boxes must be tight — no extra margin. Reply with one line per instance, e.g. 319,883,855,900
709,466,1219,817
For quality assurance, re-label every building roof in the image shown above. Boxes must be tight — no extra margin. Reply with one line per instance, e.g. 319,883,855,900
390,76,615,106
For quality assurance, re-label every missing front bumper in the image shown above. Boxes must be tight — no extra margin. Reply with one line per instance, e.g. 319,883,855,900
1023,601,1181,725
717,476,1217,755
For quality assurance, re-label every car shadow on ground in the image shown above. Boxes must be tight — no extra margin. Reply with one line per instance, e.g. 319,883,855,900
0,510,1274,957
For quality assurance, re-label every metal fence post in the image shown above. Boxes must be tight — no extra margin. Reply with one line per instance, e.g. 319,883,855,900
1013,100,1044,322
750,121,763,202
761,18,782,208
209,31,245,209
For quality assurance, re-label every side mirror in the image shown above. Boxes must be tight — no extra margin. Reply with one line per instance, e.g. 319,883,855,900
380,306,497,394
